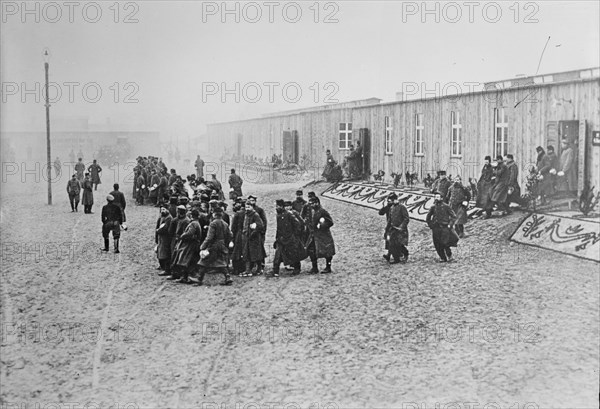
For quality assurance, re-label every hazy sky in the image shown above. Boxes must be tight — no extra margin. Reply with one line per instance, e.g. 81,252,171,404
2,0,599,139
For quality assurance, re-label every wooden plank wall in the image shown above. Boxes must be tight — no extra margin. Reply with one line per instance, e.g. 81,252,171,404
207,79,600,189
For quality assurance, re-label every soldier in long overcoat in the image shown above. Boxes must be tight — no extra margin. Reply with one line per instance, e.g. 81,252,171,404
172,209,202,284
81,173,94,214
505,154,521,207
88,159,102,190
197,207,233,286
241,202,266,277
272,200,307,276
381,193,410,263
230,200,246,275
228,169,243,201
148,170,160,206
447,176,471,238
155,206,173,275
168,206,190,279
476,156,494,209
486,156,510,218
431,171,452,202
306,196,335,274
75,158,85,182
426,193,458,262
67,174,81,212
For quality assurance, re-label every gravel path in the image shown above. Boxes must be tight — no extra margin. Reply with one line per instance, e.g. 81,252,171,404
1,176,598,408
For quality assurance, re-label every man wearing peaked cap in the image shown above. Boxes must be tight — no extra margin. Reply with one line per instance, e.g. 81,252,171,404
101,194,123,254
272,197,306,277
247,195,267,274
379,192,410,264
292,190,307,214
306,195,335,274
431,171,451,202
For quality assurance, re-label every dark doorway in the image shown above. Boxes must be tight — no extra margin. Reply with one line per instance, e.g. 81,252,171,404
282,130,299,164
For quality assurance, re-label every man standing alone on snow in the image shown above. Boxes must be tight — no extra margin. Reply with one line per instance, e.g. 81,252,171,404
101,195,123,254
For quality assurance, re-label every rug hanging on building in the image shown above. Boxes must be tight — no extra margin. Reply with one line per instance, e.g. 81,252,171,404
510,212,600,263
321,181,479,223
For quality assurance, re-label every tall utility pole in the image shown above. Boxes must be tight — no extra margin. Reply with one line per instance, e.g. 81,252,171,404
43,49,52,205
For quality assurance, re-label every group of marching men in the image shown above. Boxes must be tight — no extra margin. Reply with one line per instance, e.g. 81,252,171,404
379,178,464,265
154,189,336,286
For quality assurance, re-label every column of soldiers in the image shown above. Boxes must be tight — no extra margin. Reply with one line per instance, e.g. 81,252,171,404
153,186,337,286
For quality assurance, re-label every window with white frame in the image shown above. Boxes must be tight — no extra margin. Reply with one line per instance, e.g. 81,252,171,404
415,114,424,155
385,116,392,154
494,108,508,158
339,122,352,149
451,111,462,157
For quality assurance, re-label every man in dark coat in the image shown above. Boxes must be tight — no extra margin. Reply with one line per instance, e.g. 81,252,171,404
380,193,410,263
88,159,102,190
168,205,190,280
195,155,205,179
431,171,451,202
292,190,307,214
476,156,494,209
505,154,521,208
75,158,85,182
378,194,394,258
101,194,123,254
230,199,246,276
322,150,336,181
306,196,335,274
148,170,160,205
446,176,471,238
135,171,146,205
301,192,316,222
485,155,510,218
172,209,202,284
168,169,178,186
546,146,560,196
110,183,127,227
241,202,266,277
536,147,553,204
206,174,225,200
81,173,94,214
426,193,458,262
155,206,173,276
247,195,267,275
228,169,243,201
156,172,168,207
272,200,307,276
67,174,81,212
197,207,234,286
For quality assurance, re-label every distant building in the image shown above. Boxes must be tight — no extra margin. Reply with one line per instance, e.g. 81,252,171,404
207,67,600,194
1,116,160,164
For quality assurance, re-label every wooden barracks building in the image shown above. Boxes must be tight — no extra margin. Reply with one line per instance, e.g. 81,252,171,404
207,68,600,193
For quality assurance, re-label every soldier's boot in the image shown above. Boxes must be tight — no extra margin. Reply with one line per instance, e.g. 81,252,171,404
220,268,233,286
113,239,120,254
101,238,109,252
291,262,301,276
321,258,332,274
271,266,280,277
309,258,319,274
